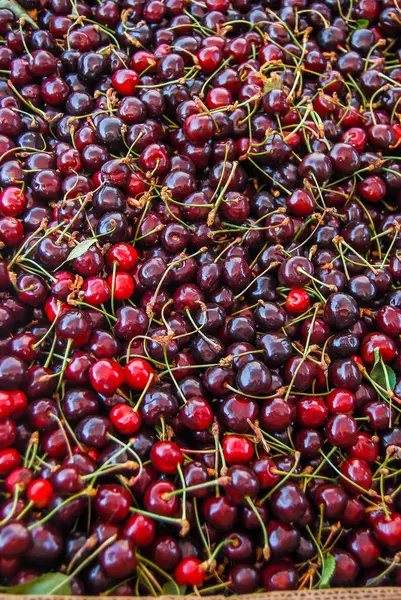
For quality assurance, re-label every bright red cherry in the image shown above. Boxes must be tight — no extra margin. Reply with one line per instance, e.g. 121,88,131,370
326,389,356,414
107,271,135,301
89,359,125,395
106,243,138,271
174,557,205,587
286,289,311,315
297,396,328,428
340,458,372,495
9,391,27,420
222,435,254,464
0,187,26,217
150,441,184,475
124,513,156,547
124,358,154,391
27,478,54,508
0,448,21,477
110,404,142,435
111,69,139,95
0,391,14,419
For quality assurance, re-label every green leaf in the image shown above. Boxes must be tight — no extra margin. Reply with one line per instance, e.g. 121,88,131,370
355,18,370,28
371,350,396,392
319,553,336,589
162,581,186,595
66,237,97,262
0,573,72,595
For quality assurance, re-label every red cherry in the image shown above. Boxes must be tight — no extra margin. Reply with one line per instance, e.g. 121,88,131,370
286,289,311,315
111,69,139,95
81,277,111,306
340,458,372,495
205,87,233,109
286,189,315,217
89,358,124,395
106,243,138,271
348,432,378,464
124,357,154,390
326,389,356,414
0,448,21,477
10,391,27,419
150,441,184,475
110,404,142,435
107,271,135,301
360,332,396,364
144,480,179,517
27,478,54,508
179,396,214,430
297,396,328,428
358,175,386,203
123,513,156,547
0,391,14,419
222,435,254,464
174,557,205,587
0,187,26,217
373,512,401,550
131,50,157,73
44,296,69,322
5,467,33,494
197,46,223,73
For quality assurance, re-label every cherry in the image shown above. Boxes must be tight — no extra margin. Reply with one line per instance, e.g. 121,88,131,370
112,69,139,95
144,480,179,517
93,484,131,522
373,512,401,550
331,549,359,586
222,434,254,464
179,397,213,431
225,465,259,505
270,482,307,523
124,358,154,391
124,513,156,547
174,557,205,587
0,448,21,477
286,289,311,314
348,528,380,568
314,484,348,519
326,388,356,414
348,432,378,463
340,458,372,495
203,496,238,531
110,404,142,435
106,243,138,271
89,359,124,396
263,560,298,591
360,332,396,364
297,396,328,428
100,538,137,579
150,441,184,475
0,523,31,558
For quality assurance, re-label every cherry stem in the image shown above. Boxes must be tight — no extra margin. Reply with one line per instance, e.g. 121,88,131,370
246,496,270,560
260,451,301,504
0,486,20,527
28,489,95,530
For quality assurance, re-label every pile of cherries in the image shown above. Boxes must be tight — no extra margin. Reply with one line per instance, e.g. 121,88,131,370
0,0,401,593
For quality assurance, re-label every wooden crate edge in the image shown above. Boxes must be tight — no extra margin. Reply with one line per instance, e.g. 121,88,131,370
1,589,401,600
